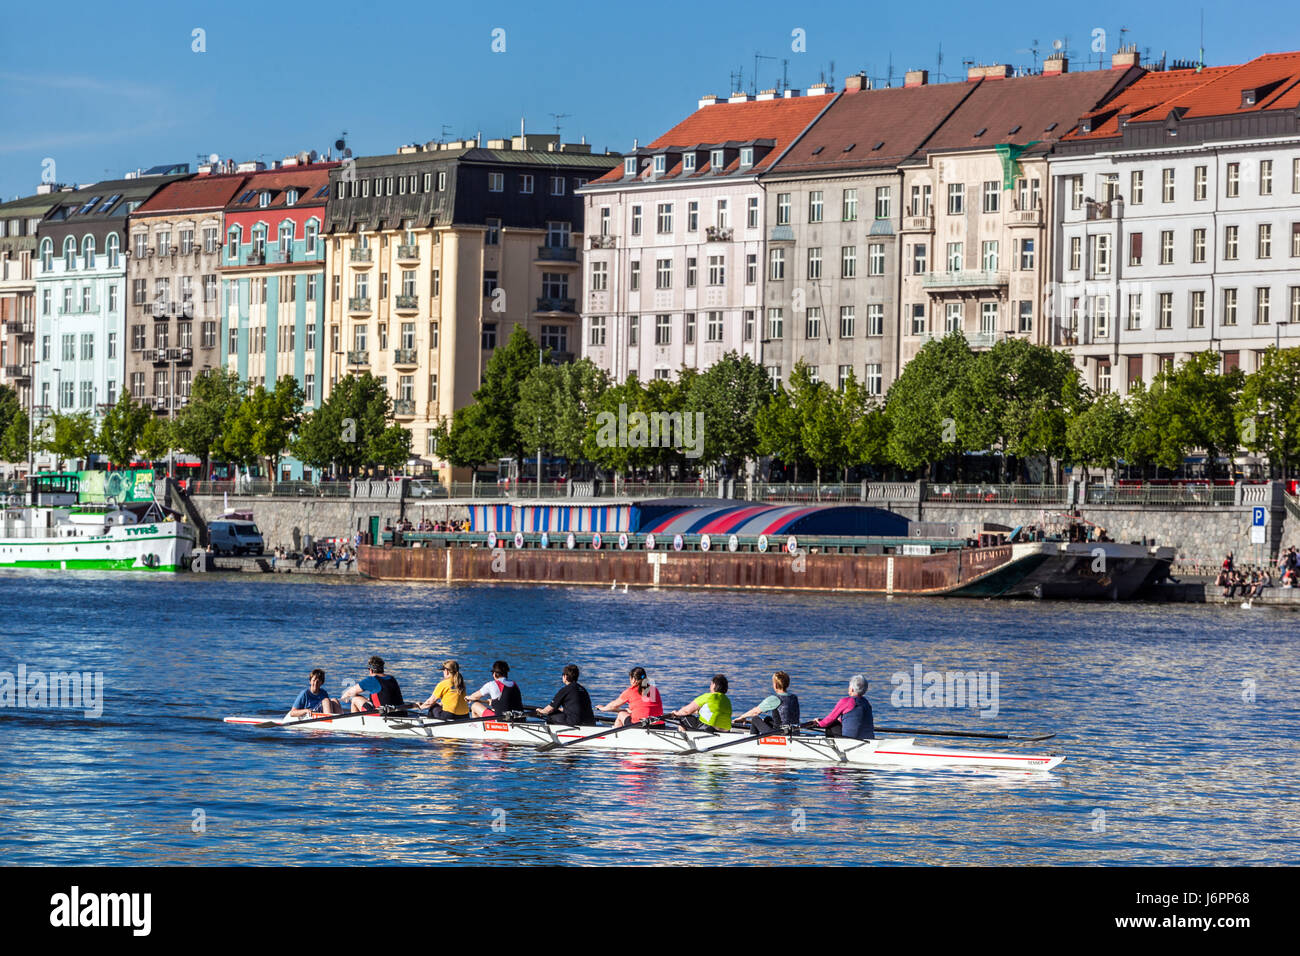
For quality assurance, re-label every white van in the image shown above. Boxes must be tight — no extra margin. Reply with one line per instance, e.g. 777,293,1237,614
208,519,265,556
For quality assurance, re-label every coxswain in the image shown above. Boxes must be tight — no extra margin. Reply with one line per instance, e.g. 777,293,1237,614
419,659,470,720
815,674,874,740
596,666,664,727
669,674,732,732
735,670,799,735
468,660,523,718
340,656,405,714
288,668,340,718
535,663,596,726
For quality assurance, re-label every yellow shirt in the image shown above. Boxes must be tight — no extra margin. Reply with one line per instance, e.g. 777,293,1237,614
432,677,469,716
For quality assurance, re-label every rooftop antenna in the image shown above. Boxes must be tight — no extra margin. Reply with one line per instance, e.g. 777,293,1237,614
937,42,944,81
729,66,743,94
782,58,790,93
549,112,570,139
754,52,777,94
1198,9,1205,71
828,59,835,89
440,124,453,143
1017,38,1041,72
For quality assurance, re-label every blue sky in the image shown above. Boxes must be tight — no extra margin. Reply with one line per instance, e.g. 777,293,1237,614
1,0,1298,201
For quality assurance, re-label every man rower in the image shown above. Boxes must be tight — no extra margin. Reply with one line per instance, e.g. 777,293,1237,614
596,666,664,727
468,660,523,718
535,663,596,726
668,674,732,732
735,670,799,735
340,656,405,714
288,668,340,718
814,674,874,740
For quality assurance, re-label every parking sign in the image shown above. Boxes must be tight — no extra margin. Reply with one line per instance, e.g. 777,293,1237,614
1253,507,1267,527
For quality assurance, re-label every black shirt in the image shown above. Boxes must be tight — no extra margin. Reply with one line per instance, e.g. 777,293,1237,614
547,682,595,726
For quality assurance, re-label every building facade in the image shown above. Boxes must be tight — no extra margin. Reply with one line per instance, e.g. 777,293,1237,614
1049,52,1300,394
323,135,619,479
0,190,61,419
580,90,835,386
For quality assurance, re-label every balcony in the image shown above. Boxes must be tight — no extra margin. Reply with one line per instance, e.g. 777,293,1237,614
153,397,171,411
394,294,419,312
3,364,30,380
1085,199,1122,222
546,350,575,365
350,248,373,264
392,398,416,417
166,347,193,364
393,348,418,367
537,245,577,262
536,296,576,313
705,226,734,241
246,250,266,266
348,297,372,314
916,329,1000,348
396,244,420,261
268,248,294,264
58,303,98,316
1009,207,1042,227
921,270,1009,291
902,215,933,232
769,225,795,241
2,320,33,336
589,235,616,249
347,350,370,367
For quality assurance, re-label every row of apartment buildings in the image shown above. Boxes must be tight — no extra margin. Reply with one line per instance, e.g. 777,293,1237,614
0,137,619,477
580,48,1300,401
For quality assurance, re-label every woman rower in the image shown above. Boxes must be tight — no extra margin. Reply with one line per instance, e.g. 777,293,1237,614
596,666,664,727
815,674,874,740
735,670,799,735
669,674,732,732
419,659,470,720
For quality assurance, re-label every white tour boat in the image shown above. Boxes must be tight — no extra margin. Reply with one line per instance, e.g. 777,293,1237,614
223,711,1065,773
0,473,196,573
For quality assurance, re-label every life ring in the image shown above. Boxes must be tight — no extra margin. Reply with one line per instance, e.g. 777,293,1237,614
673,534,683,552
514,531,524,549
618,533,629,550
786,535,798,555
540,532,550,549
566,532,576,550
700,534,712,552
142,553,159,568
728,534,739,552
487,531,498,549
592,532,603,550
644,533,656,550
758,534,769,553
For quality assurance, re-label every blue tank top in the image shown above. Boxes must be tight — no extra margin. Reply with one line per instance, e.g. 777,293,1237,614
840,696,874,740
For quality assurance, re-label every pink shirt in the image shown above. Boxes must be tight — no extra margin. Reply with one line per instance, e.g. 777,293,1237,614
818,696,856,727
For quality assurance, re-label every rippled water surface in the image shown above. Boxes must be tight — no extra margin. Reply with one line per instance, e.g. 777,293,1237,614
1,572,1296,865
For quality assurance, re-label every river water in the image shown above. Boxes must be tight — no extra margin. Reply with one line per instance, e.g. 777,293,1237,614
0,572,1296,865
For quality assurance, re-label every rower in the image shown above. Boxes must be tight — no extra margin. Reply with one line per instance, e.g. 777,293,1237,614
419,659,470,720
535,663,596,726
596,666,664,727
735,671,799,735
669,674,732,732
288,668,340,718
814,674,874,740
340,656,406,714
468,660,523,718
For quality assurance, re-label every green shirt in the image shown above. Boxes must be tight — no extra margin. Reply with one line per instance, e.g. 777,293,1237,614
692,692,732,730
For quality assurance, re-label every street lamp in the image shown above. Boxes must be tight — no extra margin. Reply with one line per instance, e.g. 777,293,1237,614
1275,317,1288,352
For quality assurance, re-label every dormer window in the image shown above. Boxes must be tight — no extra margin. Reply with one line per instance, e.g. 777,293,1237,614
653,155,666,175
740,147,754,167
259,191,271,208
286,189,298,206
683,153,696,172
624,157,636,176
710,149,724,171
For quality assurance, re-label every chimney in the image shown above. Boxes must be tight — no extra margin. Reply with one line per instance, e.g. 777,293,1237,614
844,72,868,92
904,69,929,87
783,89,801,98
728,92,752,103
807,82,830,96
698,94,720,108
756,88,777,101
1112,47,1140,69
1043,54,1068,75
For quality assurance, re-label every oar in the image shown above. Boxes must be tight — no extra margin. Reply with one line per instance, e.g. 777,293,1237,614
874,725,1056,742
536,715,672,752
254,701,427,729
670,722,793,756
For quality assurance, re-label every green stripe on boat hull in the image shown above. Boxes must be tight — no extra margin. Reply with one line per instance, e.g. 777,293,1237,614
0,558,184,572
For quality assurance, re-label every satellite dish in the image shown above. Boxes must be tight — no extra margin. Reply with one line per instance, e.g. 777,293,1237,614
1053,39,1063,50
208,153,219,163
334,139,346,151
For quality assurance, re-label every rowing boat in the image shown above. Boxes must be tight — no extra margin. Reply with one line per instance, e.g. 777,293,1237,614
223,713,1065,773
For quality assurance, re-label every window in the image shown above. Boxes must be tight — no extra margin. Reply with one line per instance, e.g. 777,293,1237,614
910,184,932,215
520,174,533,194
842,188,857,221
746,254,757,284
808,191,824,223
133,278,147,305
1294,159,1300,193
1018,300,1033,333
64,237,76,269
655,259,672,289
865,364,882,396
1129,232,1143,266
684,312,696,344
1256,287,1271,325
715,199,729,229
202,321,217,348
1259,223,1273,259
841,246,857,278
1093,297,1109,339
485,217,501,245
628,315,638,347
1160,230,1174,265
769,249,785,280
624,157,636,177
1193,228,1207,264
481,322,497,350
431,269,440,297
1189,290,1206,328
546,221,570,250
767,308,783,339
839,306,855,338
806,307,822,340
108,286,118,312
687,202,699,232
655,314,672,346
947,183,965,215
591,261,608,292
837,365,852,391
1158,293,1173,329
1195,165,1209,201
981,240,998,272
550,176,565,196
740,147,754,168
980,302,997,336
868,243,885,276
629,261,640,291
743,310,754,342
131,325,146,350
946,303,962,334
1097,362,1112,394
483,270,498,297
488,172,503,192
867,304,883,336
80,333,93,360
428,321,438,348
1126,293,1142,331
1225,225,1239,260
875,186,891,220
777,193,791,225
437,171,447,191
747,196,759,229
1292,287,1300,324
710,149,724,170
1020,238,1035,270
62,333,75,361
685,257,697,288
707,255,725,286
911,304,927,335
807,247,822,279
1223,288,1238,326
541,273,569,301
1130,170,1144,204
947,242,963,272
1225,163,1240,198
1259,160,1273,196
540,325,568,354
1070,176,1083,210
1092,234,1111,276
1162,168,1175,203
589,315,606,347
631,205,642,236
982,181,1000,213
656,203,673,233
913,243,928,274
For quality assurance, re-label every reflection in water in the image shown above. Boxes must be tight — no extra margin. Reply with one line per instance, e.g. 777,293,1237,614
0,574,1296,864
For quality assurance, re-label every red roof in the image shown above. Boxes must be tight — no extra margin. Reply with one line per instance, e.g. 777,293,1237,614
223,163,339,211
1065,66,1237,140
134,174,248,215
590,94,833,184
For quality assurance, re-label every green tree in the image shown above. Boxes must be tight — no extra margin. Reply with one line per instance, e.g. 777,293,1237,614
1237,346,1300,477
1140,352,1243,479
755,384,803,481
843,375,890,472
38,411,98,471
96,389,152,467
225,376,304,479
1066,390,1131,477
171,369,245,471
292,373,404,477
801,381,850,491
885,333,974,475
139,418,173,462
684,352,773,471
584,373,652,475
0,384,29,464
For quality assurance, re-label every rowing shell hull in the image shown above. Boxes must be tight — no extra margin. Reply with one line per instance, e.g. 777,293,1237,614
224,714,1064,773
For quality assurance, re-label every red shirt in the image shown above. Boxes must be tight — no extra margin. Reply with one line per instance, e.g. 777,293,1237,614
615,684,663,722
